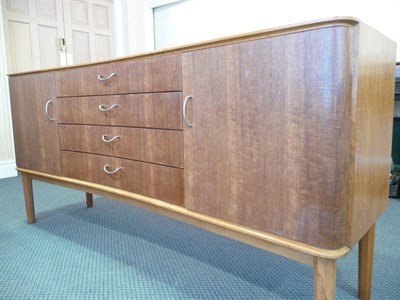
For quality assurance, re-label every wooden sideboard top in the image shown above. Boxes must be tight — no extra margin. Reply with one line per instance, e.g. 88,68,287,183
8,16,363,76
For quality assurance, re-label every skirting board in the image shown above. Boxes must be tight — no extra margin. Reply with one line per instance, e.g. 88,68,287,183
0,160,17,179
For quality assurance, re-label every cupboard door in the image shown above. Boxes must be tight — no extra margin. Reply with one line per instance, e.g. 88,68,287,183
9,73,62,175
182,27,354,249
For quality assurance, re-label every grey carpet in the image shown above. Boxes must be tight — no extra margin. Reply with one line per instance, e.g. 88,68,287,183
0,175,399,299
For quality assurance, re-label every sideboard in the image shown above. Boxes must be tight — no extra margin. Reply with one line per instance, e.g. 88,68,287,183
8,17,396,299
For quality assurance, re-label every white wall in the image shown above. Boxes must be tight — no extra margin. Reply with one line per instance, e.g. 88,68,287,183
0,4,17,178
153,0,400,60
113,0,180,56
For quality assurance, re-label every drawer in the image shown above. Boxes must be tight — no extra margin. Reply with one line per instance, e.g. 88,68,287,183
58,92,182,130
61,151,184,205
55,54,181,96
59,124,183,168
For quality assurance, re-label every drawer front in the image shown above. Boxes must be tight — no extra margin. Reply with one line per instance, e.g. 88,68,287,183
55,54,181,96
58,93,182,130
59,125,183,168
61,151,184,205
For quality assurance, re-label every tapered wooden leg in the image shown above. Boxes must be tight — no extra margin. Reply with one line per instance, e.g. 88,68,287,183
314,257,336,300
86,193,93,208
358,224,375,300
21,173,35,224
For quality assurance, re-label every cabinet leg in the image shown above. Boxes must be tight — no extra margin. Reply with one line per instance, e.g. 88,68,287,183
21,173,35,224
86,193,93,208
314,257,336,300
358,224,375,300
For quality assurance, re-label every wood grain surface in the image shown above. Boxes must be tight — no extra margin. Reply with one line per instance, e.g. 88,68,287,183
86,193,93,208
183,26,354,249
58,92,182,130
21,173,35,224
314,257,337,299
345,23,396,247
358,224,375,300
9,73,62,175
9,17,396,300
17,167,352,262
55,54,181,97
59,124,184,168
61,151,184,205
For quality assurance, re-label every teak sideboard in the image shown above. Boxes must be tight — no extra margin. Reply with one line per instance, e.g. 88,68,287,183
8,17,396,299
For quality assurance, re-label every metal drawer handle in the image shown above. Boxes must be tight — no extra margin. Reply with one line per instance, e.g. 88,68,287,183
97,73,117,81
103,165,123,175
183,95,193,127
99,104,120,112
101,134,120,143
45,100,55,121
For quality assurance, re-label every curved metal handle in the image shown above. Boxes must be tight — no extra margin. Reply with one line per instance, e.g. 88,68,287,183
45,100,55,121
103,165,123,175
183,95,193,127
101,134,120,143
97,73,117,81
98,104,120,112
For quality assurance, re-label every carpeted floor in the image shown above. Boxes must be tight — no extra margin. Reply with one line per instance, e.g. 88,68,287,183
0,175,399,299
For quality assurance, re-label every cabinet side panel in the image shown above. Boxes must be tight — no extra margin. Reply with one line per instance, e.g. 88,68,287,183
347,24,396,247
183,26,354,249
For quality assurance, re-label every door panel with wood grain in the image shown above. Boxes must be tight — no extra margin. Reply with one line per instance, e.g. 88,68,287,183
9,73,62,175
182,26,354,249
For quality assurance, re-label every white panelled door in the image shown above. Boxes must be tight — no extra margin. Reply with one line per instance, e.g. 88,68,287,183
63,0,114,65
2,0,65,73
2,0,114,73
